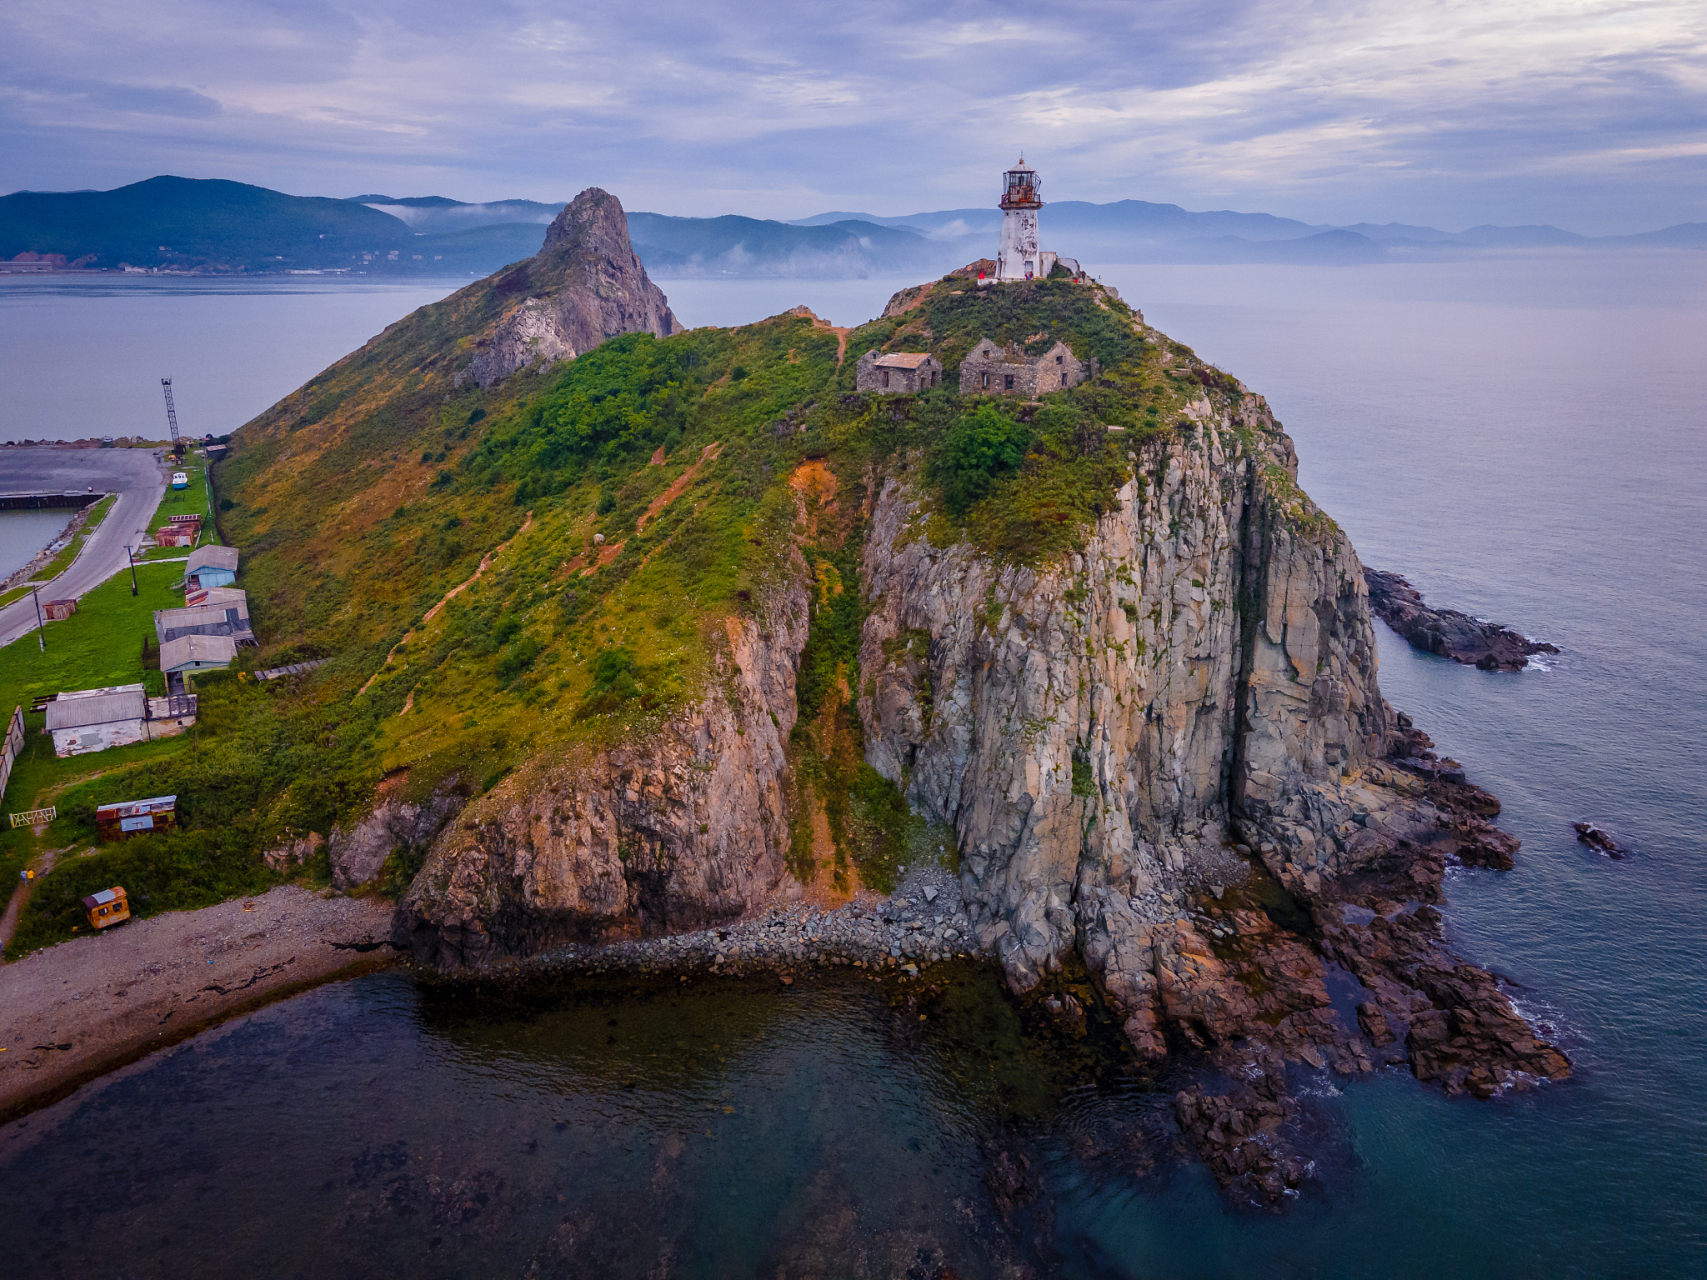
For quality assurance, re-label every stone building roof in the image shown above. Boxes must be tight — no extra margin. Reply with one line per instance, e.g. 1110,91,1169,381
869,353,937,370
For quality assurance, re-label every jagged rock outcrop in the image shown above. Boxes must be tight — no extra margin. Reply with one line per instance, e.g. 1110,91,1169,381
1364,567,1557,670
458,187,679,389
393,579,811,968
328,789,465,891
858,392,1384,993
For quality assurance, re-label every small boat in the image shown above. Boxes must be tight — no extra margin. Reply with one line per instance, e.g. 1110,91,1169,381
171,471,189,490
83,886,131,930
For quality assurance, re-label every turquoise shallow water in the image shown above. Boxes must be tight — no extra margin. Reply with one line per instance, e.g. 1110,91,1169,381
3,258,1705,1275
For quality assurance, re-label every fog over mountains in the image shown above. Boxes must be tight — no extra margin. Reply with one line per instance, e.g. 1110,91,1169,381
2,177,1703,279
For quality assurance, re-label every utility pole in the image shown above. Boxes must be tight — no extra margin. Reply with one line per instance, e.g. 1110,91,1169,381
126,543,139,596
30,585,45,652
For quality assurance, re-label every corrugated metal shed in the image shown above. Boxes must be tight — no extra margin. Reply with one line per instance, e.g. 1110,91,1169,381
186,586,246,609
159,633,237,672
46,689,146,731
154,601,253,646
186,544,239,575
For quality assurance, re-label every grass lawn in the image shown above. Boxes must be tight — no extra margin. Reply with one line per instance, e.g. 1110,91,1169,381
0,728,190,908
0,558,225,947
138,457,218,560
0,559,182,719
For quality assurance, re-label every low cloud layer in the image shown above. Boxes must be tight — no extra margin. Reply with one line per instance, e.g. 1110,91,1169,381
2,0,1702,233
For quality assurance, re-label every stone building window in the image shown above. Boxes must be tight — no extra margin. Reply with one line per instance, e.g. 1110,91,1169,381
882,370,890,388
1004,374,1014,390
982,372,989,388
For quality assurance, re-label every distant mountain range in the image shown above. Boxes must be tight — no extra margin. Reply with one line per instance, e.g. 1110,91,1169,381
2,176,1702,279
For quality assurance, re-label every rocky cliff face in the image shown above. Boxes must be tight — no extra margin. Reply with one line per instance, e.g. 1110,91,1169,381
460,187,679,389
857,388,1383,992
379,283,1566,1201
853,373,1566,1200
393,578,811,968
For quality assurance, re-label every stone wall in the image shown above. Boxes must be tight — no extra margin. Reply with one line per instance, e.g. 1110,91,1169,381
958,338,1088,397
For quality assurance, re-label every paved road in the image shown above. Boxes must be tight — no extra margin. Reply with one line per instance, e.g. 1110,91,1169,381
0,447,169,649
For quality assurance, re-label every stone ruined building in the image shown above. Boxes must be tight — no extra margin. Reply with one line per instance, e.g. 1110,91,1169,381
958,337,1090,397
855,350,943,394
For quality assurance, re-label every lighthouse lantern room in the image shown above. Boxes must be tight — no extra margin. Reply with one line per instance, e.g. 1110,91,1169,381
996,158,1057,282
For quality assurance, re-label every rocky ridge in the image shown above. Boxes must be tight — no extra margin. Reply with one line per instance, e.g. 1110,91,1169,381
457,187,679,389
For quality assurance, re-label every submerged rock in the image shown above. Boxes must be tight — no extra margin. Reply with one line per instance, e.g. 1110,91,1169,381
1574,821,1629,859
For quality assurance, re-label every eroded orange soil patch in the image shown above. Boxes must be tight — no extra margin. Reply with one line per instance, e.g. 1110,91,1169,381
578,539,626,576
637,441,721,532
788,459,839,540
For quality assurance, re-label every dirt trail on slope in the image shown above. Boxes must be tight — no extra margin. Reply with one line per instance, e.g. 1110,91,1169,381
637,442,721,532
360,510,534,693
786,306,851,364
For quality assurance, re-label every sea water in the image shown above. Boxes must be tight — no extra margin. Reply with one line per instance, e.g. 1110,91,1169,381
2,256,1704,1276
0,509,75,580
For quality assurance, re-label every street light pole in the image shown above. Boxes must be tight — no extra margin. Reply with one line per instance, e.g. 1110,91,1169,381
30,585,45,652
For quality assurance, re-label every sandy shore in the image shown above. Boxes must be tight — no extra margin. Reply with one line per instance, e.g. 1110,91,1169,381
0,885,396,1123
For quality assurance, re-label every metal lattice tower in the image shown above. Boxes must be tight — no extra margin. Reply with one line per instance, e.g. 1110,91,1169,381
160,378,181,446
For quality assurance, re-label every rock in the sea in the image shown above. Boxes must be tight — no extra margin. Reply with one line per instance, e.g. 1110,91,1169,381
1363,568,1557,670
1574,822,1629,859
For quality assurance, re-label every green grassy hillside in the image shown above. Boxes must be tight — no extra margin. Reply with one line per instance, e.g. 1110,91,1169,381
5,268,1243,953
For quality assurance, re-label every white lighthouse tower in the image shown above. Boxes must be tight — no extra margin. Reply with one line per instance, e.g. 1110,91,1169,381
995,158,1056,282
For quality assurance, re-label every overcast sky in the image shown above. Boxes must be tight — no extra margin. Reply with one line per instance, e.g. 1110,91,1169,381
3,0,1703,233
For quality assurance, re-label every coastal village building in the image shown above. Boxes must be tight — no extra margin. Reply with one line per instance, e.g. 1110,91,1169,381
96,797,177,843
185,543,238,589
44,683,198,757
959,338,1091,397
155,514,202,548
160,633,237,676
155,589,253,647
855,351,943,394
46,686,148,757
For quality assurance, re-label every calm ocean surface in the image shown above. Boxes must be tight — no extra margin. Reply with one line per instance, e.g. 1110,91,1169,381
2,258,1704,1276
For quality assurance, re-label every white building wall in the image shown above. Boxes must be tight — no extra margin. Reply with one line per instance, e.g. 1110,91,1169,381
52,719,147,758
998,208,1041,280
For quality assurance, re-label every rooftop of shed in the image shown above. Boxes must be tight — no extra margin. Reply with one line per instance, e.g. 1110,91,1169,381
46,689,146,730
